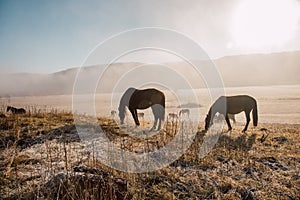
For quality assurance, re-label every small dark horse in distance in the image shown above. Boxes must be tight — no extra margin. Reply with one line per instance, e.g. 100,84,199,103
110,110,117,117
118,87,165,130
205,95,258,132
7,106,26,114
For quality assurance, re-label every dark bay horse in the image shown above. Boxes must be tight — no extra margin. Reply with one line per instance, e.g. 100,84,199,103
118,88,165,130
205,95,258,132
7,106,26,114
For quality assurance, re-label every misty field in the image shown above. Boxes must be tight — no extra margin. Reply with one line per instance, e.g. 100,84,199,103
0,85,299,199
3,85,300,124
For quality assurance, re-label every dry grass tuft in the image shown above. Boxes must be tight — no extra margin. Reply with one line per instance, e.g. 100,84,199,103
0,107,299,199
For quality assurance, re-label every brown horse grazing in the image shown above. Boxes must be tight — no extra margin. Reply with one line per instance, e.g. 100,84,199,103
205,95,258,132
118,88,165,130
7,106,26,114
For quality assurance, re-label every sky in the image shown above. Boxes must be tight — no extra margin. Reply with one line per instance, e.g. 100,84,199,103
0,0,300,73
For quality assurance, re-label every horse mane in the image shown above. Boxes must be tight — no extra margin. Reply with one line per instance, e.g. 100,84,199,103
206,107,212,118
118,87,136,112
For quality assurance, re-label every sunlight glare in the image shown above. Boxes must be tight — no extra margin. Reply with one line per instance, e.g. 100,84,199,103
231,0,300,48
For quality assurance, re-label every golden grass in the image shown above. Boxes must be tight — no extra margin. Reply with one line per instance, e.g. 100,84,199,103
0,108,299,199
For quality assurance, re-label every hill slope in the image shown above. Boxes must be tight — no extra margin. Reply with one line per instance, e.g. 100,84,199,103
0,51,299,96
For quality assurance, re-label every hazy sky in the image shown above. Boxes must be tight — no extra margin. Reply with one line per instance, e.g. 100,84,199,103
1,0,300,73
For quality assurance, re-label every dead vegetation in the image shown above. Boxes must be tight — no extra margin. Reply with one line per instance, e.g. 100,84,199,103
0,107,299,199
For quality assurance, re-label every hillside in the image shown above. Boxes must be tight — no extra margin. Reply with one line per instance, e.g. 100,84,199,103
215,51,300,87
0,51,299,96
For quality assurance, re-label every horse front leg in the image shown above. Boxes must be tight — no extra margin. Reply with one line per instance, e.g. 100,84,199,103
130,108,140,126
151,117,158,131
243,111,251,132
225,114,232,131
157,118,162,130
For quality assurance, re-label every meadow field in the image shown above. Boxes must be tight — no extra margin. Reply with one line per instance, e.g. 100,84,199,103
0,85,299,199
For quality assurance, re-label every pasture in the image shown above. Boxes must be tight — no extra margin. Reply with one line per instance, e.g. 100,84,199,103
0,85,299,199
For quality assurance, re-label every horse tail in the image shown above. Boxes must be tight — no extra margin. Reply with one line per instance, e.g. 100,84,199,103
252,100,258,126
161,107,165,121
161,92,165,121
158,91,166,121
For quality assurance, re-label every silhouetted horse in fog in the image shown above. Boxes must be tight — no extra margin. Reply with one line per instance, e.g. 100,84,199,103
118,88,165,130
7,106,26,114
205,95,258,132
110,110,117,118
179,109,190,118
168,113,178,120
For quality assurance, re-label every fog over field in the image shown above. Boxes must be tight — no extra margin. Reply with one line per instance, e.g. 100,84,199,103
1,51,300,125
0,51,300,97
2,85,300,125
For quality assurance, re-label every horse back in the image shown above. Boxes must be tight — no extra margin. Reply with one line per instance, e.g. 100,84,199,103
7,106,26,114
226,95,257,113
131,88,165,108
18,108,26,114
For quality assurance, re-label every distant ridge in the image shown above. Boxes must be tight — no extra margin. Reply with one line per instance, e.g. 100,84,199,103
215,51,300,87
0,51,299,96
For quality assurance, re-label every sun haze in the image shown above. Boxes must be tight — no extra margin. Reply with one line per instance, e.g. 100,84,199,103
1,1,300,73
230,0,300,48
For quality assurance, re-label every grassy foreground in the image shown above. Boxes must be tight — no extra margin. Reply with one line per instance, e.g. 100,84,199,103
0,109,299,200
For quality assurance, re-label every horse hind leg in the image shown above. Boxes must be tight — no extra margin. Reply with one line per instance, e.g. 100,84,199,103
243,111,251,132
225,114,232,131
157,117,164,130
152,105,165,131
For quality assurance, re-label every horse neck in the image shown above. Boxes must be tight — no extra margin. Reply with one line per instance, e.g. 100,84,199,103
119,103,126,113
119,91,130,116
119,94,129,109
208,107,212,116
120,88,135,107
207,107,216,119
